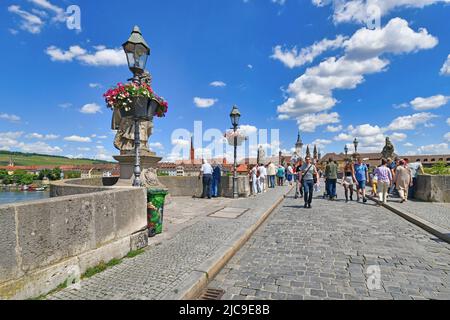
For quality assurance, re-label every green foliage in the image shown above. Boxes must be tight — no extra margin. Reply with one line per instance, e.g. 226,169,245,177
0,169,8,180
126,249,145,259
157,172,169,177
38,167,62,181
82,259,122,279
0,150,112,167
65,171,82,179
424,161,450,175
2,175,13,185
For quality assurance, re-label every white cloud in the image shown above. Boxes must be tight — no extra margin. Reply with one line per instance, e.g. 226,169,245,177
248,64,253,69
410,95,450,111
441,54,450,76
326,125,343,132
18,141,62,154
80,103,102,114
64,135,92,143
297,112,340,132
8,5,44,34
404,143,414,147
0,113,21,122
313,0,450,24
388,113,438,131
271,35,347,68
0,132,23,150
46,45,127,67
311,139,332,149
26,133,59,140
58,102,72,109
149,142,164,150
193,97,218,108
390,132,407,142
447,118,450,126
277,18,438,130
89,83,102,88
239,125,258,136
417,143,449,155
210,81,227,87
444,133,450,142
344,18,438,59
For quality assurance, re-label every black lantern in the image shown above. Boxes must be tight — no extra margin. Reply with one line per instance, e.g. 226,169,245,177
353,138,359,153
344,145,349,156
230,105,241,129
123,26,150,75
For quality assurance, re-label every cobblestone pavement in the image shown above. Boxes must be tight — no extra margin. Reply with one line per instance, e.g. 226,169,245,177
209,185,450,300
48,187,291,300
365,186,450,231
384,198,450,231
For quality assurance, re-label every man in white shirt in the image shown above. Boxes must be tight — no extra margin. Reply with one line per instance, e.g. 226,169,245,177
258,164,267,193
199,159,213,199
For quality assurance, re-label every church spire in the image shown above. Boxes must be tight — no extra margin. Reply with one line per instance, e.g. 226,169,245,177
190,135,195,163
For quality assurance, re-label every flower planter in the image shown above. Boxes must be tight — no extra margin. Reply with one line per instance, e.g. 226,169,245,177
119,96,152,120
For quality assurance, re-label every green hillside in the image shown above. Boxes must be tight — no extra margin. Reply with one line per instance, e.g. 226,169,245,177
0,151,114,167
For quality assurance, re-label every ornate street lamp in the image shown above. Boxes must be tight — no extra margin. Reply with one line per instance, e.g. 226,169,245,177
230,105,241,199
344,145,349,156
123,26,151,187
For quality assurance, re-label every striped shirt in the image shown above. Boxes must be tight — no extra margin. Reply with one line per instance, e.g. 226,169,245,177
374,166,392,183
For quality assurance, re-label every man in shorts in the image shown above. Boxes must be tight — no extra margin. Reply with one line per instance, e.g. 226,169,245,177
353,157,369,203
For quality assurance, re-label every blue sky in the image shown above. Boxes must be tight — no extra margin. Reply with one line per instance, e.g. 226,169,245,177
1,0,449,162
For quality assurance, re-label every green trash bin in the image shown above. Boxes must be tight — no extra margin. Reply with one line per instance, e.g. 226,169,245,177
147,189,168,237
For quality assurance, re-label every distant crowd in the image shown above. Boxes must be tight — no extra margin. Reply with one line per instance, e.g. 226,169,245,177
197,156,424,208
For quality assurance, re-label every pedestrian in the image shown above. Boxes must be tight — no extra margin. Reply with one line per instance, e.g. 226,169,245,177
370,167,378,197
295,158,304,199
395,160,412,203
387,157,398,197
300,156,319,209
277,165,285,186
199,159,213,199
374,159,393,204
267,162,277,189
250,165,258,196
342,160,354,202
258,164,267,193
211,162,221,198
353,157,369,203
287,163,294,186
325,157,338,200
408,159,424,200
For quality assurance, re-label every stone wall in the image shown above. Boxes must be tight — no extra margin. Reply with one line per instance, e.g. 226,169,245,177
158,176,250,198
0,183,148,300
415,174,450,203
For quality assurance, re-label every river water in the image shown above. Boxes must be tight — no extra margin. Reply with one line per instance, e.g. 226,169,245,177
0,191,50,205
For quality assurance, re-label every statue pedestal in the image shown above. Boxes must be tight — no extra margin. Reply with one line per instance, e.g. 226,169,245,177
113,152,164,188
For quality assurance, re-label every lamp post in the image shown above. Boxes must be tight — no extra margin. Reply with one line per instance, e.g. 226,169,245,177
344,145,349,157
123,26,150,187
230,105,241,199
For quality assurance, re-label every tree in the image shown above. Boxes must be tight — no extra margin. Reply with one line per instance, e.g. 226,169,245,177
0,169,8,180
2,175,13,185
50,167,62,181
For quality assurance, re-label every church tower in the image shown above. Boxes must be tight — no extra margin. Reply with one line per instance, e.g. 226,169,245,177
295,131,304,158
190,136,195,163
313,145,318,161
306,145,311,158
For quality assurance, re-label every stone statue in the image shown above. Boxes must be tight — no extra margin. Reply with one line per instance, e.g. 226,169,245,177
382,137,395,159
111,71,154,155
257,145,266,165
